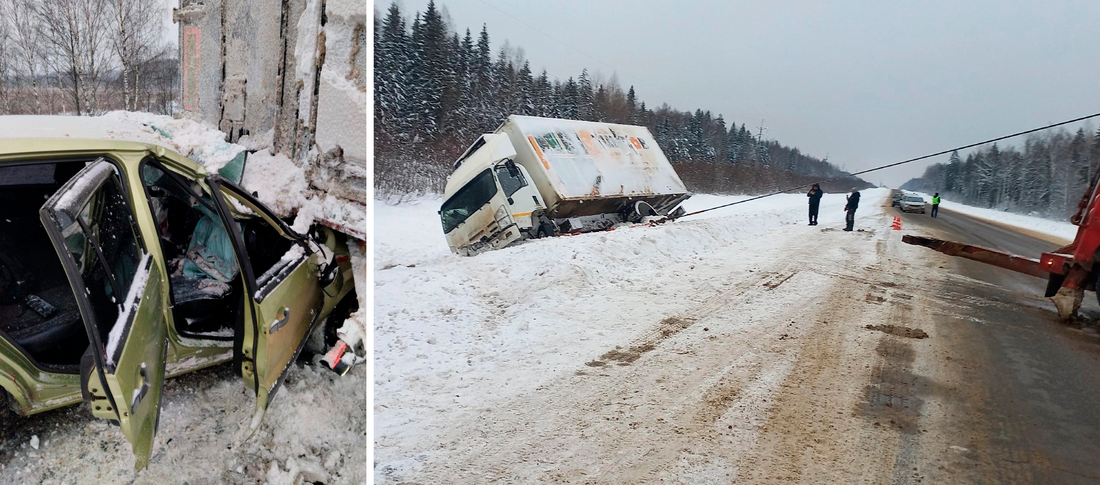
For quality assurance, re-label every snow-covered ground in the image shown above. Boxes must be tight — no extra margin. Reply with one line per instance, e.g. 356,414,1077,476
374,188,888,481
908,191,1076,243
0,363,366,484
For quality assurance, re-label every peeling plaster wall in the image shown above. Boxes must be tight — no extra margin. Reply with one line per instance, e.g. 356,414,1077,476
175,0,366,230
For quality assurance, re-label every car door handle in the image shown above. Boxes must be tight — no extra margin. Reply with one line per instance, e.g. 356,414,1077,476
131,363,149,411
270,307,291,333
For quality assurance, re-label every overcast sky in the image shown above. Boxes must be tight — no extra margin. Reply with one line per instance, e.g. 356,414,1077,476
389,0,1100,187
158,0,178,46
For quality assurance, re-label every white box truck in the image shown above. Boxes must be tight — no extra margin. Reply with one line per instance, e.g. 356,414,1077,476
441,115,691,255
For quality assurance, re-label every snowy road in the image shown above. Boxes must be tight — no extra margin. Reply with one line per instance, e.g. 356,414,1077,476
376,189,1100,483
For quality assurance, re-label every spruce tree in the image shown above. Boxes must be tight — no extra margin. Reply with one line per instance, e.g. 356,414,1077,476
625,86,637,124
516,61,534,115
727,123,742,163
576,69,594,121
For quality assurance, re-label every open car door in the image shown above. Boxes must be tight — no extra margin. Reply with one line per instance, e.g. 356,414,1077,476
205,175,322,434
40,159,167,470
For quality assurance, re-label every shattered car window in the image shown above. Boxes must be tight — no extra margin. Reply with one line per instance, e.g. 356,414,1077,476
53,166,144,351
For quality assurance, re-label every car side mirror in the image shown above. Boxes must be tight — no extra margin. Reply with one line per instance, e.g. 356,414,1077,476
320,262,340,287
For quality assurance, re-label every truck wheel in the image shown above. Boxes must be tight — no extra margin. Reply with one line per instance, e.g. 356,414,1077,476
537,222,554,238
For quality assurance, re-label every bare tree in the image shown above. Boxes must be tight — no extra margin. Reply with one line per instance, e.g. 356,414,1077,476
8,0,43,113
36,0,86,114
0,1,11,113
109,0,160,111
35,0,111,115
76,0,111,113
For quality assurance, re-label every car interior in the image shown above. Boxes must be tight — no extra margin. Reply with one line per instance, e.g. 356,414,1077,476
0,158,305,375
0,161,93,373
142,162,243,338
141,162,298,339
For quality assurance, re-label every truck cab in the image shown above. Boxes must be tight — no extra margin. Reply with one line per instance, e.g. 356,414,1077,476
440,134,547,255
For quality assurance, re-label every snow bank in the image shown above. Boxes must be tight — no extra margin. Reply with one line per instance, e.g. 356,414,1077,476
910,191,1077,243
374,188,888,478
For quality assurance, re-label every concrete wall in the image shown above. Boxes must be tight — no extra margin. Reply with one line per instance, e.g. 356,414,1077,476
175,0,366,207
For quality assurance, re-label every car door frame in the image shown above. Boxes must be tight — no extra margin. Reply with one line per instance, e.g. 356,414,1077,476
38,157,168,470
204,174,322,428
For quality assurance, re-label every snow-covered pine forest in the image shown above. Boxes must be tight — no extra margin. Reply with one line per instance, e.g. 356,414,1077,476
373,1,869,196
902,127,1100,218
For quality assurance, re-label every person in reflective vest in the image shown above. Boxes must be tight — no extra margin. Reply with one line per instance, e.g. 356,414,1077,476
931,193,941,218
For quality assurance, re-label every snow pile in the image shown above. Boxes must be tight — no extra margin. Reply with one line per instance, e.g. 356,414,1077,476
374,188,888,479
910,191,1077,243
101,111,246,172
239,149,310,217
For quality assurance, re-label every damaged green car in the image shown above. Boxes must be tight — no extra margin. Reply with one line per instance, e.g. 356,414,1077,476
0,120,357,469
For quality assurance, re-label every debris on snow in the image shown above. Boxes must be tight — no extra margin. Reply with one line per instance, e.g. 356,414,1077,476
28,436,38,451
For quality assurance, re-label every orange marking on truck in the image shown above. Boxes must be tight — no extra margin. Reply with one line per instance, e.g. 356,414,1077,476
630,136,643,150
578,131,600,156
528,136,550,170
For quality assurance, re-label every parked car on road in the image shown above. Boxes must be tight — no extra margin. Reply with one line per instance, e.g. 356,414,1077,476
900,195,927,213
891,192,905,207
0,116,358,470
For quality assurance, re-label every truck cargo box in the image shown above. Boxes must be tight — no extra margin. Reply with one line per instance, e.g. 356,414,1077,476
499,115,689,219
441,115,691,254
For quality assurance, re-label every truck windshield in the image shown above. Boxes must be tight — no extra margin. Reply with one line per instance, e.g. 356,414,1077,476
440,169,497,234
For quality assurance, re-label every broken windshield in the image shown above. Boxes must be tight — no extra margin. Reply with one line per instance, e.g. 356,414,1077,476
440,169,497,234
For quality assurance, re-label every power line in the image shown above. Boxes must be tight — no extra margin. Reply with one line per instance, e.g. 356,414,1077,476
676,111,1100,219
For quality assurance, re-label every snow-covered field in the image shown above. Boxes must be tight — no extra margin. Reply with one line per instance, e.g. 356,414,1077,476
374,188,888,481
909,191,1076,243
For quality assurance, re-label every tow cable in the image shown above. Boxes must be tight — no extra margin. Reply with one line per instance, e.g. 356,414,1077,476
657,111,1100,223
